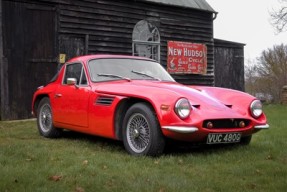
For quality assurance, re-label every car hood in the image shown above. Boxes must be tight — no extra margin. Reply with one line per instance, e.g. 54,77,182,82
94,80,247,118
94,80,197,98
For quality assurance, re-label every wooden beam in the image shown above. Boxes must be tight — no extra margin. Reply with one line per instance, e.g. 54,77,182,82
0,0,6,120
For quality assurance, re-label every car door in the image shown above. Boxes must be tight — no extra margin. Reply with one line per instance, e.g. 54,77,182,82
53,63,91,128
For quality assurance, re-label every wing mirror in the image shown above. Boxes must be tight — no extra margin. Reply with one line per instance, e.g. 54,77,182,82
67,78,79,89
67,78,77,85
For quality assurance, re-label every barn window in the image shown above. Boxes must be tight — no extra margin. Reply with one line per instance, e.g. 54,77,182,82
132,20,160,62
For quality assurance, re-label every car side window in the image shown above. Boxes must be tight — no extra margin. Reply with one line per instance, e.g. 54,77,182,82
63,63,83,85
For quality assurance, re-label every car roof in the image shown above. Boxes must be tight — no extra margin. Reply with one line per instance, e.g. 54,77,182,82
67,54,155,63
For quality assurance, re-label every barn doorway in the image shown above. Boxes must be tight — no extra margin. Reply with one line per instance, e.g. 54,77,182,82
2,1,57,119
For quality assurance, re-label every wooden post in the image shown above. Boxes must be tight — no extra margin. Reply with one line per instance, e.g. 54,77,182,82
0,0,4,120
0,0,10,120
282,86,287,105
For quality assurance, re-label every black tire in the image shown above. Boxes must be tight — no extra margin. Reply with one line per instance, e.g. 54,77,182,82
37,97,62,138
122,103,165,156
240,135,252,145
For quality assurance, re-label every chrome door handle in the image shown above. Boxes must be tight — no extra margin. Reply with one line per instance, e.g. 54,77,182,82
55,94,62,98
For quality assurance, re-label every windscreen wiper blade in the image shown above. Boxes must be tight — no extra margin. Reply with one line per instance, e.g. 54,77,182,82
97,73,131,82
131,70,161,81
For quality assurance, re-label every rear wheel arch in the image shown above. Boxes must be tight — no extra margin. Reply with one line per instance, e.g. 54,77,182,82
36,97,62,138
33,94,50,116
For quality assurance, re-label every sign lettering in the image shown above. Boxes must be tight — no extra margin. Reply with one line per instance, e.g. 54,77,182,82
167,41,207,74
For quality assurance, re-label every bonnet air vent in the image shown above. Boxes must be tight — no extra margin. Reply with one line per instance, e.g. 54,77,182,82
192,105,200,108
96,96,115,106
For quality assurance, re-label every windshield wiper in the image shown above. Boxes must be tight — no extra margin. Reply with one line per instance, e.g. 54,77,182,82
131,70,161,81
97,74,131,82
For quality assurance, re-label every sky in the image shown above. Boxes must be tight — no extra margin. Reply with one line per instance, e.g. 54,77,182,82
206,0,287,63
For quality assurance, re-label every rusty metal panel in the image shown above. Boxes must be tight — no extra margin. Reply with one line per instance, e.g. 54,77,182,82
167,41,208,75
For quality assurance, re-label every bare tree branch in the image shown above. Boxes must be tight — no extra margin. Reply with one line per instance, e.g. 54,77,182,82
270,0,287,33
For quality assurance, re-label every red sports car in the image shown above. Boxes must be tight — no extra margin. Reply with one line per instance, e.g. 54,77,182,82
32,55,269,156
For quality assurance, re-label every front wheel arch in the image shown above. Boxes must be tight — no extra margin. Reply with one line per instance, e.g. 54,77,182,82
122,102,165,156
114,98,161,141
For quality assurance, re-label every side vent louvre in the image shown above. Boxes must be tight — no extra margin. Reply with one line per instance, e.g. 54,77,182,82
96,96,115,106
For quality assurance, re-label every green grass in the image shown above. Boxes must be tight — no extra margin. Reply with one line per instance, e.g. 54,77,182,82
0,105,286,192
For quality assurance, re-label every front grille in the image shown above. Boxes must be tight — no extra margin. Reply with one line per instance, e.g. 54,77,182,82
203,119,250,129
95,96,115,106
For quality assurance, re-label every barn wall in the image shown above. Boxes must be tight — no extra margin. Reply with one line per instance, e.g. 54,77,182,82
1,0,215,120
56,0,215,85
214,39,245,91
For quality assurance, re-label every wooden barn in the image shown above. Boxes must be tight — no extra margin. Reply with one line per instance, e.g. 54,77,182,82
0,0,244,120
214,39,245,91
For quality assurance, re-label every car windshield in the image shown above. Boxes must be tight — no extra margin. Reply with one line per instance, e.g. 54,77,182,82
88,58,175,82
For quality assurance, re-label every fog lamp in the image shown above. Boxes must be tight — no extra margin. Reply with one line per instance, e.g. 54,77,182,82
239,121,245,128
207,122,213,128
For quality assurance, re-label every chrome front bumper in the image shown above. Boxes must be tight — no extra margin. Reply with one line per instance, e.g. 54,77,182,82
254,124,270,129
162,126,199,133
162,123,269,134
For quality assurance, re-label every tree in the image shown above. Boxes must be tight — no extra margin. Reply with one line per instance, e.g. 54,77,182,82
270,0,287,33
245,61,275,102
245,60,259,96
256,44,287,102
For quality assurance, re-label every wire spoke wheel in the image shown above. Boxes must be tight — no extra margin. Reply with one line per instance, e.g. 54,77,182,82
36,97,62,138
123,103,165,156
39,103,53,133
126,113,150,153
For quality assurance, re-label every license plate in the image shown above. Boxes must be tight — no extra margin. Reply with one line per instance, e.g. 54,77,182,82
207,133,241,144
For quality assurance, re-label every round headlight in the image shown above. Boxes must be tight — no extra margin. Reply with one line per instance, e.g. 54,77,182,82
250,100,263,118
175,98,191,119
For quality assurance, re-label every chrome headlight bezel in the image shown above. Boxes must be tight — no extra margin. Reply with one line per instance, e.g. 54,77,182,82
174,98,191,119
250,100,263,118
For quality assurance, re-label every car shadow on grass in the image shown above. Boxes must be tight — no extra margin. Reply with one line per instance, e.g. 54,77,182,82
60,130,125,153
58,130,244,156
164,139,245,156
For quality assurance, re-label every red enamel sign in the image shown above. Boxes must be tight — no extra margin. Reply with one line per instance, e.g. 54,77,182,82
167,41,207,74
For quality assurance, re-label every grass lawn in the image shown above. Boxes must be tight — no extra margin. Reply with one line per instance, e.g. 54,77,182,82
0,105,286,192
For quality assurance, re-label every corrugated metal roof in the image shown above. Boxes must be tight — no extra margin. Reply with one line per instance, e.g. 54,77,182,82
141,0,216,13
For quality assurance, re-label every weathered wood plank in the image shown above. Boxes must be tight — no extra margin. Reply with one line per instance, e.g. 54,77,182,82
1,0,223,120
214,39,245,91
